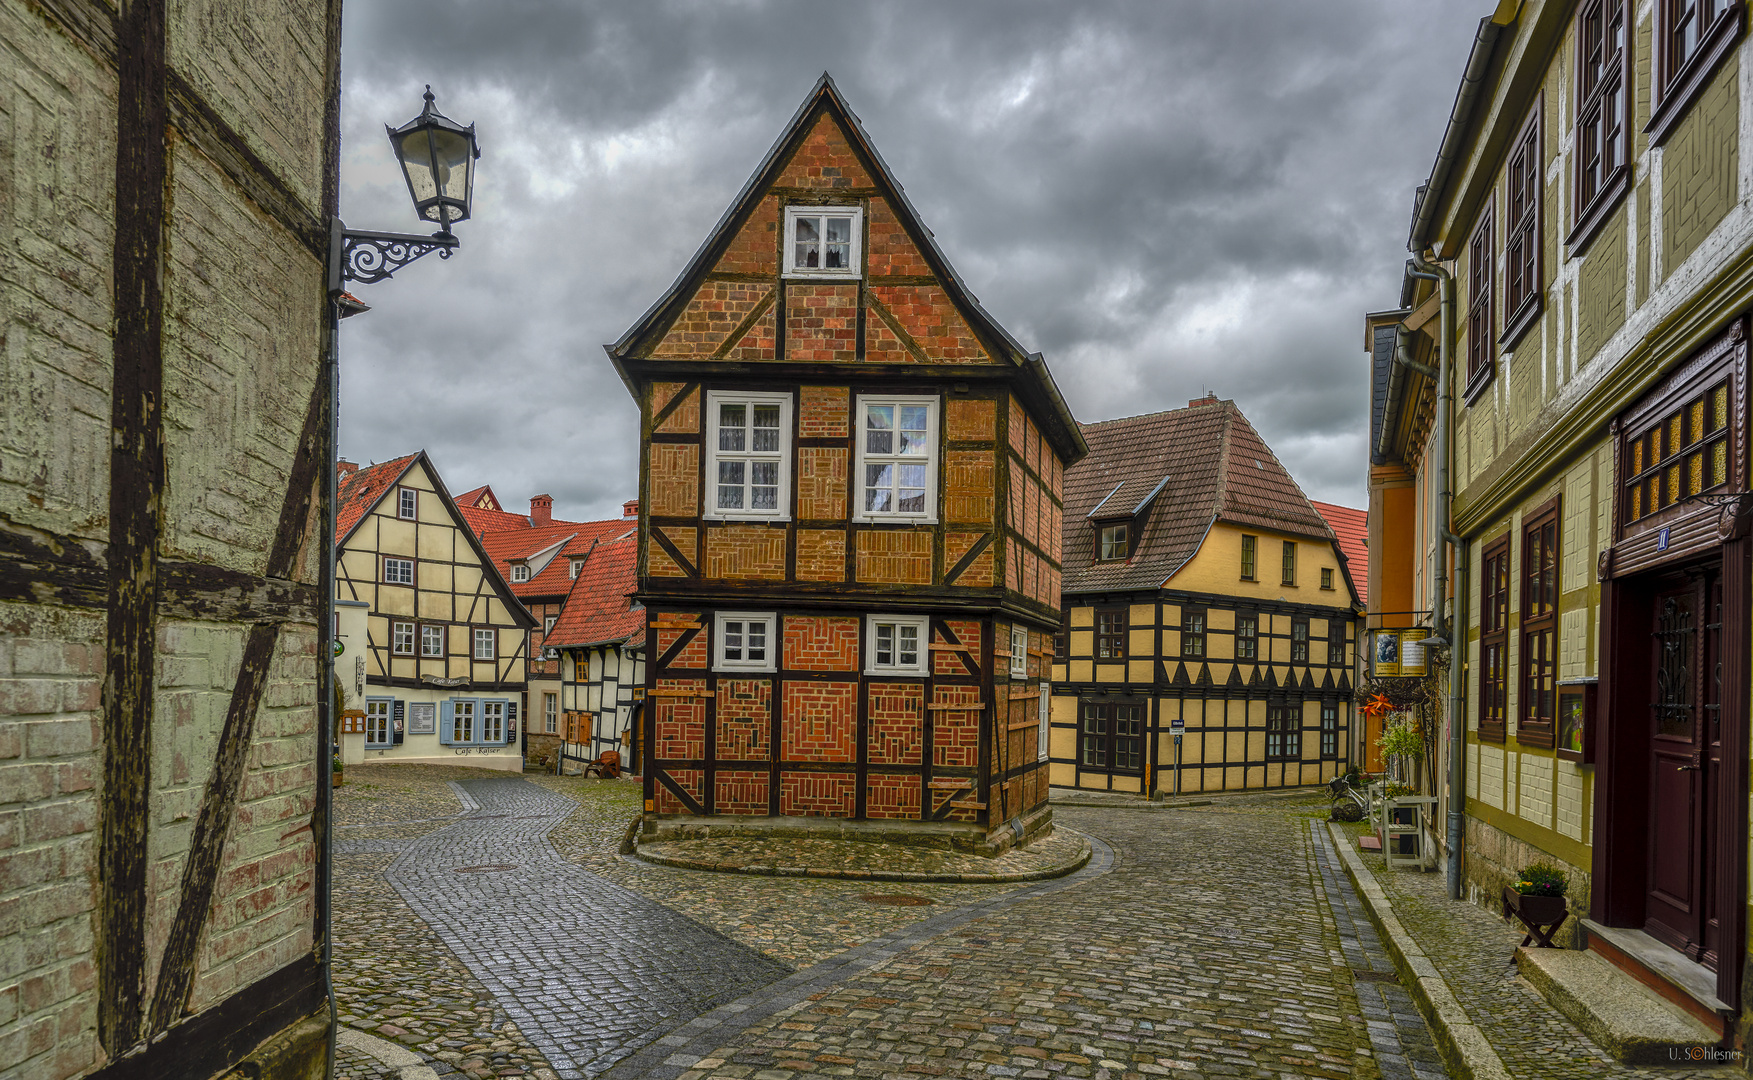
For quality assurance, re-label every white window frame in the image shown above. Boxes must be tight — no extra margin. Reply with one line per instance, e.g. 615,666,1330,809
365,697,393,748
473,628,496,661
1010,626,1028,678
397,487,417,520
544,615,557,636
865,614,929,677
452,698,476,743
782,204,863,279
853,394,939,523
569,559,582,579
544,693,558,734
511,563,530,582
419,624,445,658
482,700,506,744
383,556,414,585
391,620,415,656
705,390,793,521
714,611,777,673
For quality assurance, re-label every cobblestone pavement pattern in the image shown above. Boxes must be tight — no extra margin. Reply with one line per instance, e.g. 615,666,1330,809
1346,826,1725,1080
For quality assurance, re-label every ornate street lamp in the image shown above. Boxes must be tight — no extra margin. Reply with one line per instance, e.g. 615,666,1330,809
326,86,481,293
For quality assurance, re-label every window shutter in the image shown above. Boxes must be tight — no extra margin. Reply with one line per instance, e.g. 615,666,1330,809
439,699,454,745
506,700,519,744
393,699,406,745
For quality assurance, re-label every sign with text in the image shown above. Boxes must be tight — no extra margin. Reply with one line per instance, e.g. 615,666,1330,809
1370,630,1428,678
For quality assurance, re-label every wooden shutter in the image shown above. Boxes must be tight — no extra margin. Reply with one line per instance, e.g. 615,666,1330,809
439,699,454,745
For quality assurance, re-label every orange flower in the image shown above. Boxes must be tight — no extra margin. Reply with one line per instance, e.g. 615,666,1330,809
1361,693,1395,719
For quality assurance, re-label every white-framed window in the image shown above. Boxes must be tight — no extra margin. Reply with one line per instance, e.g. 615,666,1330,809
544,693,558,733
854,395,938,521
511,563,530,582
482,700,506,743
544,615,557,636
715,611,777,672
1010,626,1028,678
419,624,445,657
782,205,862,278
473,628,496,660
397,487,417,520
365,698,393,747
865,615,928,677
391,621,415,656
383,557,414,585
705,391,792,520
569,559,583,579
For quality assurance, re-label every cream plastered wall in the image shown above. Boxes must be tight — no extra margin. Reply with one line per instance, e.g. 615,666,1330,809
1168,522,1352,606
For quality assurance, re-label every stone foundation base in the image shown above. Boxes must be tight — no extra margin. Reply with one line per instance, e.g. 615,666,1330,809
643,802,1053,858
219,1008,330,1080
1463,815,1591,950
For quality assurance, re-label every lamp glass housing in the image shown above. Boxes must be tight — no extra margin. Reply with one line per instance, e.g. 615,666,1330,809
387,86,479,231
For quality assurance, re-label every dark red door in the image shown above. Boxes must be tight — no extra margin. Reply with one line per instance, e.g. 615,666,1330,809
1644,569,1722,966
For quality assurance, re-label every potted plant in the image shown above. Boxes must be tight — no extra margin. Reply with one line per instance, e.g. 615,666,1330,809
1377,716,1423,789
1504,862,1568,931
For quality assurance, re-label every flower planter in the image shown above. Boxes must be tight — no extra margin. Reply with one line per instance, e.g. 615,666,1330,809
1502,887,1568,948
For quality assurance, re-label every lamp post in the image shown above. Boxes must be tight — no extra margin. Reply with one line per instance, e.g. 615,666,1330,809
319,86,479,1079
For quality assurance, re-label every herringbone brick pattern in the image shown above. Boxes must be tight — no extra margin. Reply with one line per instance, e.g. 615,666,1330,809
796,448,847,520
648,443,699,517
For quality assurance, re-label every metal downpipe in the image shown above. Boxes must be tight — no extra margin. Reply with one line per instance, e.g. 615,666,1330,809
1406,248,1467,901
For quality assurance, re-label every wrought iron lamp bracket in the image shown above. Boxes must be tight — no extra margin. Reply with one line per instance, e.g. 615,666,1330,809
326,217,460,295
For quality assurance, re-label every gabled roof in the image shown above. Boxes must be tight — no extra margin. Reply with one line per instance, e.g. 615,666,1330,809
335,450,537,629
336,454,419,542
1062,397,1336,596
459,504,535,534
1312,500,1368,606
455,484,502,511
604,72,1085,464
545,534,645,651
480,520,637,600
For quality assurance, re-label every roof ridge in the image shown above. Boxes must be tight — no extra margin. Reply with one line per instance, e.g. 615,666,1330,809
1080,399,1233,430
1221,407,1334,539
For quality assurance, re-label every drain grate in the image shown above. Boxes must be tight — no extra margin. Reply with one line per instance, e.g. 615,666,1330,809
453,863,518,874
862,894,934,906
1352,968,1400,983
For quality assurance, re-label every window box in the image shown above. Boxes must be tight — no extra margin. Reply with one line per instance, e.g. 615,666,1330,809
854,396,938,522
867,615,929,677
706,391,793,521
783,205,862,278
715,611,776,673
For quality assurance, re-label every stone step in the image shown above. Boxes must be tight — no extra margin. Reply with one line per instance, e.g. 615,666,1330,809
1516,946,1719,1065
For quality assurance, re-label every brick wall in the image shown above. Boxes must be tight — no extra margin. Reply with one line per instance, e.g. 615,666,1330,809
655,625,708,671
653,684,706,759
714,770,769,815
931,685,982,768
703,525,786,580
715,679,770,761
944,532,993,587
867,285,987,363
865,775,921,819
648,527,697,577
866,198,931,277
780,682,857,762
855,530,931,584
712,195,778,275
780,773,856,817
1661,54,1739,274
774,114,874,190
796,448,847,520
785,283,859,363
782,616,859,671
946,399,996,441
651,282,772,358
651,382,698,433
866,682,923,764
648,444,700,517
798,386,848,438
654,769,704,815
794,530,846,582
944,451,994,525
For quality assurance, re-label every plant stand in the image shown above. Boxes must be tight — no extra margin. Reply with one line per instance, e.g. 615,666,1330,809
1502,887,1568,952
1379,795,1436,870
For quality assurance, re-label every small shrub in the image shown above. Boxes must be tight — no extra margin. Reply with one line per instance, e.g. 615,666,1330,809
1330,802,1364,823
1377,716,1423,758
1513,862,1568,897
1384,783,1415,798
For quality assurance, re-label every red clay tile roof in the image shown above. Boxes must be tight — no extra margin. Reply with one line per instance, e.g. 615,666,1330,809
1312,500,1368,606
455,484,502,511
480,520,636,600
335,453,419,541
1063,398,1336,595
458,504,536,534
545,534,645,650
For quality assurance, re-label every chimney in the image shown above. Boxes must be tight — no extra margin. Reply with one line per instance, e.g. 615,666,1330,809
337,459,358,484
1188,393,1220,408
530,494,553,525
622,499,639,519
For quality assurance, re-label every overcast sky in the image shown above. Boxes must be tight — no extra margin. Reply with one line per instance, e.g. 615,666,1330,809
336,1,1485,522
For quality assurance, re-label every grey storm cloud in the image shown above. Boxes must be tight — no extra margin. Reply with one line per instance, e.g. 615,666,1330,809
336,1,1485,521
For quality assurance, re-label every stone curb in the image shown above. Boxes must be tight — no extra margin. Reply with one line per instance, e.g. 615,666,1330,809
337,1026,441,1080
1324,822,1513,1080
629,832,1092,883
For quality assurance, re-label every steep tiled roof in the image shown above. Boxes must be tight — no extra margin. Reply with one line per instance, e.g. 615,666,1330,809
455,484,501,511
1312,500,1368,606
480,520,636,600
459,504,534,534
545,534,644,650
335,454,418,541
1063,398,1336,596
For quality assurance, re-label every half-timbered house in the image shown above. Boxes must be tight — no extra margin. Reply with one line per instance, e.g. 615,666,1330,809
1050,396,1362,796
548,531,647,769
334,453,535,771
606,75,1085,854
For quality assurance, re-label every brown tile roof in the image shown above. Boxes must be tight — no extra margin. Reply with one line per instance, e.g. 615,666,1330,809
1311,500,1368,606
1063,397,1336,596
545,534,645,650
335,453,419,541
458,504,534,534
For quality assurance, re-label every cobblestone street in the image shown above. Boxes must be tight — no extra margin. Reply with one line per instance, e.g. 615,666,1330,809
334,767,1450,1079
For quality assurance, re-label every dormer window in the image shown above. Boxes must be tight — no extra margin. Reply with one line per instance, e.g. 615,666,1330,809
1097,522,1129,562
569,559,583,579
511,563,530,582
784,206,862,278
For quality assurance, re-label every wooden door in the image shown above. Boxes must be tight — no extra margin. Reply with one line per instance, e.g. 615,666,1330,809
1644,569,1722,965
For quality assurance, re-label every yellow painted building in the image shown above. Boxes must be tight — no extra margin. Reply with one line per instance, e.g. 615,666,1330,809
333,453,536,771
1373,0,1753,1042
1050,397,1364,795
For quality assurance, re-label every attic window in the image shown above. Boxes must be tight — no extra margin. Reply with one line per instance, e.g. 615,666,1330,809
1097,522,1129,562
783,206,862,278
569,559,583,579
511,564,530,582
